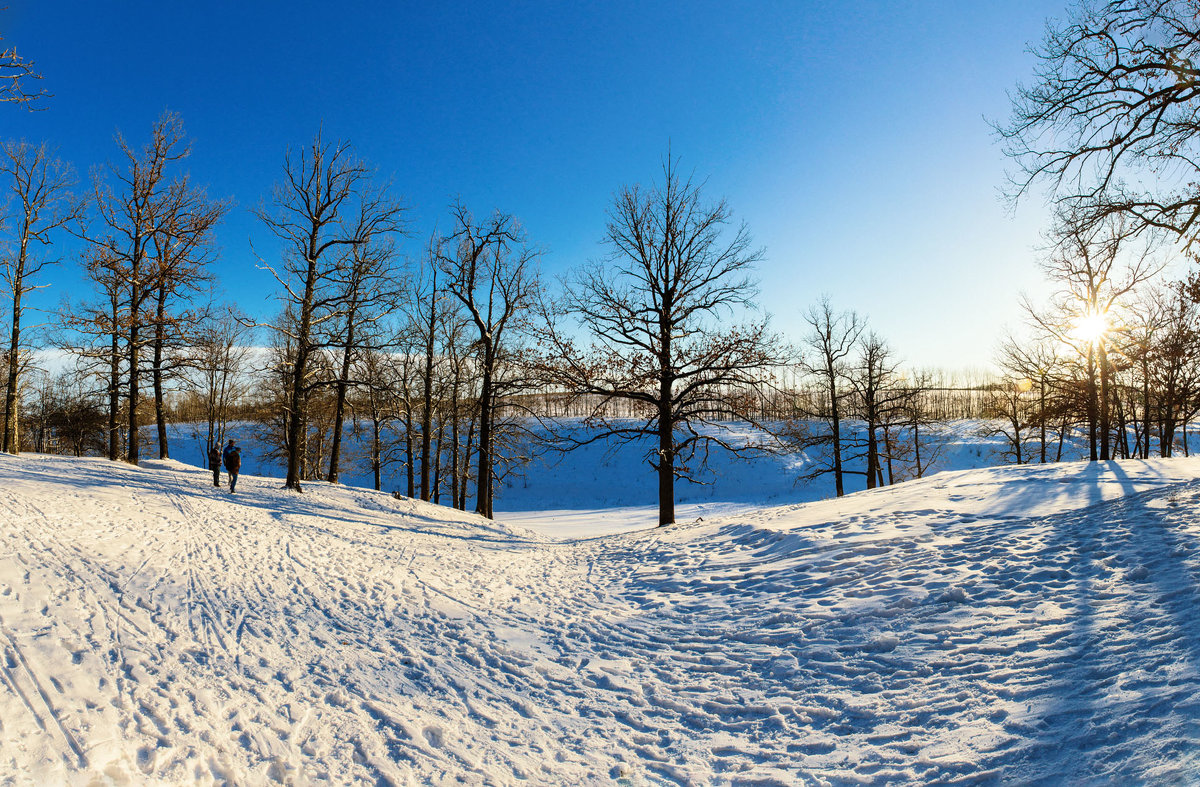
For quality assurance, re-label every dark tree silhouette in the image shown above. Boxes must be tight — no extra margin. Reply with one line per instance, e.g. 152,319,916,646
1002,0,1200,244
435,202,538,519
538,156,782,527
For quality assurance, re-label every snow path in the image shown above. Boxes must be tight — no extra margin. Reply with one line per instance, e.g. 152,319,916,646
2,454,1200,783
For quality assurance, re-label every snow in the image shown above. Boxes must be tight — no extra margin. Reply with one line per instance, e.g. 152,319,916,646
3,442,1200,783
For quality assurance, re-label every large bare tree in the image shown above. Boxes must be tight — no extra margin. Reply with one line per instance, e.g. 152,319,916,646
147,177,228,458
436,202,538,518
1001,0,1200,245
256,131,403,491
538,157,781,527
89,112,194,464
0,140,77,453
325,232,403,484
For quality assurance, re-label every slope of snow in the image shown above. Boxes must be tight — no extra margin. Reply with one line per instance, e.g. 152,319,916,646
3,452,1200,783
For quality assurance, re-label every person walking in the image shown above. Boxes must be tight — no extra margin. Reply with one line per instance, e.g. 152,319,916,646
208,443,221,487
222,438,242,493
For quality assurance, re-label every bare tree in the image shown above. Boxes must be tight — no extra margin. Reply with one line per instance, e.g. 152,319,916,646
325,230,403,484
0,140,77,453
88,112,192,465
538,156,781,526
436,201,538,518
60,247,126,460
896,370,950,480
24,369,106,456
186,309,252,462
1001,0,1200,246
791,298,863,496
350,349,407,492
441,307,478,510
1147,282,1200,454
1023,214,1162,460
982,379,1034,464
997,335,1069,464
0,31,47,108
847,331,902,489
147,178,228,458
255,131,404,491
416,242,441,502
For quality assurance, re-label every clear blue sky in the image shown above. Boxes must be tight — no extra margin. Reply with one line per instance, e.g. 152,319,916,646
7,0,1070,370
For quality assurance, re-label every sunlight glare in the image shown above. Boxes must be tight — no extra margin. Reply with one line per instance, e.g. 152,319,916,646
1072,310,1109,344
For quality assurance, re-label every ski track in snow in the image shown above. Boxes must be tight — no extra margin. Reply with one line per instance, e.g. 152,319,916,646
2,454,1200,784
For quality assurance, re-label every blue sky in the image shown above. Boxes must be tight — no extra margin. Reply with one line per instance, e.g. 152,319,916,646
7,0,1070,369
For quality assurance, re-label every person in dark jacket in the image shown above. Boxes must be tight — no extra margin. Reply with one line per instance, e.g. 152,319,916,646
222,439,242,493
208,444,221,487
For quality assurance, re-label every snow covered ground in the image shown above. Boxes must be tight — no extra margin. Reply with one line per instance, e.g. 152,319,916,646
3,450,1200,783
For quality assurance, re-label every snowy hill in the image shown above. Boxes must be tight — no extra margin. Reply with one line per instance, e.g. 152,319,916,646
3,453,1200,783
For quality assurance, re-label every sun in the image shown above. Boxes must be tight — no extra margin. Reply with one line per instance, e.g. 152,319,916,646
1072,309,1110,344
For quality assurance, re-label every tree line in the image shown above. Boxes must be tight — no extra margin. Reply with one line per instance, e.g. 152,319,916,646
13,0,1200,525
0,106,795,525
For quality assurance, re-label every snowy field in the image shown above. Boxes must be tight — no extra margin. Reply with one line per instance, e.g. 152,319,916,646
4,448,1200,783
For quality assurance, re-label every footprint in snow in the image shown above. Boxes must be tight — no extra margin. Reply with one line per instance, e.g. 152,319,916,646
1126,565,1150,582
939,587,971,604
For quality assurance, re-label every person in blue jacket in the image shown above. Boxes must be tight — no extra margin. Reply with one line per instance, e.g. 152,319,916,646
222,439,242,493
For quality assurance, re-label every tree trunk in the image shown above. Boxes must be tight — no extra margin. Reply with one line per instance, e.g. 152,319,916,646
883,425,895,486
1012,406,1023,465
433,416,445,505
1039,379,1047,463
1098,341,1110,461
1142,366,1152,459
285,252,319,492
2,218,32,453
420,276,435,501
450,377,460,509
1086,345,1098,461
829,370,845,497
460,416,475,511
865,414,879,490
3,308,20,454
128,302,141,465
327,318,355,484
475,346,494,519
152,287,169,459
913,422,924,477
404,402,415,498
657,401,675,527
371,416,382,491
108,301,121,461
